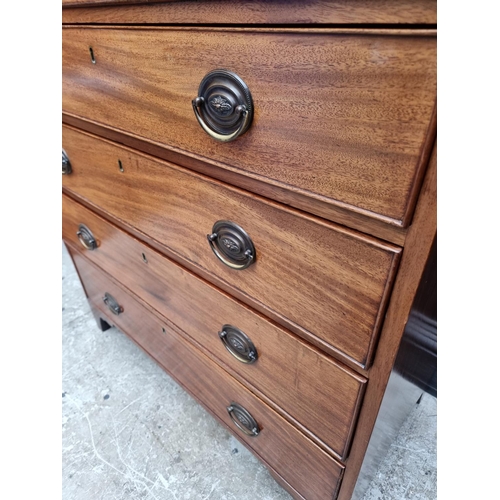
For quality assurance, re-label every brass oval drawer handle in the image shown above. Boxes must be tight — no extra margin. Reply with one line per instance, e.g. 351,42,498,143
62,149,72,175
103,292,123,316
219,325,258,364
207,220,255,270
192,69,253,143
227,403,260,437
76,224,98,251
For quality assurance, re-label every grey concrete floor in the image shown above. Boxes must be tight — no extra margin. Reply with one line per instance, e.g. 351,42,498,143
62,243,437,500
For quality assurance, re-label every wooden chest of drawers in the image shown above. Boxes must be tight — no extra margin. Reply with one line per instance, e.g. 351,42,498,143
62,2,436,498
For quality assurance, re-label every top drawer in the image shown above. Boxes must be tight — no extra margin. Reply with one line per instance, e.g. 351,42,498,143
61,1,437,25
62,27,436,230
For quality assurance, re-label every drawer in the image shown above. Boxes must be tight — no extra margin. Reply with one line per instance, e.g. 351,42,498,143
62,0,437,26
68,247,345,500
63,193,366,460
62,127,401,369
62,27,436,228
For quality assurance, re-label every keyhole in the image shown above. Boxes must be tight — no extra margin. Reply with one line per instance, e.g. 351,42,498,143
118,160,124,172
89,47,96,64
142,252,148,263
162,327,166,335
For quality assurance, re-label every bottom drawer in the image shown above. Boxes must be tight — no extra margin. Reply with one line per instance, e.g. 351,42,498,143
67,244,345,500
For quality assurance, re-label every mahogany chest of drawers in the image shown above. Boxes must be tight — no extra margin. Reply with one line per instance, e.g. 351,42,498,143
62,2,437,498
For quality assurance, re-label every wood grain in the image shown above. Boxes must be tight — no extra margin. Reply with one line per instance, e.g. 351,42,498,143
62,26,436,226
62,125,401,369
63,194,367,460
63,0,157,4
62,0,437,25
337,141,437,500
62,113,408,245
68,246,345,500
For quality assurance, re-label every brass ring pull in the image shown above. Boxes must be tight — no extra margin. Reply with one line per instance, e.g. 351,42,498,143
192,69,253,143
76,224,98,251
227,403,260,437
62,149,72,175
219,325,258,364
103,292,122,316
207,220,255,270
192,98,250,143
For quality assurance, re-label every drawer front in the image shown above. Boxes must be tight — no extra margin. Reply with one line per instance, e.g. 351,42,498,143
62,127,401,368
63,194,366,460
62,0,437,25
69,247,345,500
62,27,436,226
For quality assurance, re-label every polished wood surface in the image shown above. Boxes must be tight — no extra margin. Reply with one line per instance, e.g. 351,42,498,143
63,194,367,459
62,26,436,226
62,126,401,369
62,3,437,498
63,0,156,4
62,0,437,25
337,142,437,500
61,114,408,246
69,246,345,500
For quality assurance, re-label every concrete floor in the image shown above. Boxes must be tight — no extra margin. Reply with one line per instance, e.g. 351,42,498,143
62,243,437,500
